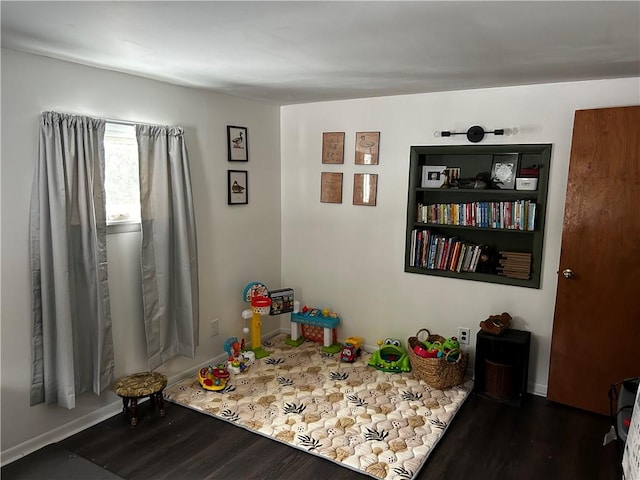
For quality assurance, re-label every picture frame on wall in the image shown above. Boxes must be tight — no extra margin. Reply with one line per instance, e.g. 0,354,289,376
322,132,345,164
320,172,343,203
355,131,380,165
228,170,248,204
353,173,378,206
227,125,248,162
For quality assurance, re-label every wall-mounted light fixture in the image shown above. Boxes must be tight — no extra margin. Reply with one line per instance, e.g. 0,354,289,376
434,125,518,143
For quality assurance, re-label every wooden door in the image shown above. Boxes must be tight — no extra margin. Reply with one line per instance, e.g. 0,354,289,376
547,106,640,415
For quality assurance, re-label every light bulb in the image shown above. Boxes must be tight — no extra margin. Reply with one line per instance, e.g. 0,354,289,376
433,130,441,138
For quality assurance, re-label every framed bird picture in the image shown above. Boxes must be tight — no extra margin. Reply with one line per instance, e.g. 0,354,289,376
355,131,380,165
227,125,248,162
228,170,248,205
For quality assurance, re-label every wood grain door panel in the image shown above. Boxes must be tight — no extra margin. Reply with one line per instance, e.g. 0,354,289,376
547,106,640,415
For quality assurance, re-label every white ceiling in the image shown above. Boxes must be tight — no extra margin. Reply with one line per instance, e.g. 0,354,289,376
2,1,639,105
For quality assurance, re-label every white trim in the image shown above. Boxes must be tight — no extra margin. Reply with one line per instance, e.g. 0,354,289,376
0,401,122,466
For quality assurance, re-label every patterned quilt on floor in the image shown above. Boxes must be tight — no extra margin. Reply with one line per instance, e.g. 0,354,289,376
163,334,473,480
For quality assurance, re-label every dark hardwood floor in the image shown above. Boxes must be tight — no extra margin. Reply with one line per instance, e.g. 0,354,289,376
4,393,623,480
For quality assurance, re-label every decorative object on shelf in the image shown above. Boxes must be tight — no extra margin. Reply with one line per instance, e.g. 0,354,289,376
321,132,345,164
479,312,512,335
497,251,532,279
320,172,343,203
515,177,538,191
227,170,248,205
491,154,519,189
353,173,378,206
476,244,496,274
227,125,248,162
442,167,461,188
421,165,447,188
354,131,380,165
434,125,518,143
516,165,540,191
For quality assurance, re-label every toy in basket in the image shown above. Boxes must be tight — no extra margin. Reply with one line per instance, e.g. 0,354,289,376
407,329,468,389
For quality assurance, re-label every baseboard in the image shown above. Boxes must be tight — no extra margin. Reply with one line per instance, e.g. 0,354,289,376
1,400,122,466
530,382,548,397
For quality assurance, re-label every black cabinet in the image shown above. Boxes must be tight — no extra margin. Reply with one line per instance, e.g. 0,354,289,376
474,329,531,405
404,144,551,288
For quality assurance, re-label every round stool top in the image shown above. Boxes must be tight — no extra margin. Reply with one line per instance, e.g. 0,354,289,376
114,371,167,397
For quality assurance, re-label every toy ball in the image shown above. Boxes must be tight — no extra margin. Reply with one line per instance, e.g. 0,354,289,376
243,327,250,334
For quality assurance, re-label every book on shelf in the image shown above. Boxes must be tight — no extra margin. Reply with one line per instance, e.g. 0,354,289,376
449,241,462,271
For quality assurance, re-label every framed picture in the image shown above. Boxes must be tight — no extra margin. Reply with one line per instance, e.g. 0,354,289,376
353,173,378,206
227,125,248,162
355,131,380,165
228,170,248,204
320,172,343,203
421,165,447,188
491,154,519,189
322,132,345,164
444,167,461,187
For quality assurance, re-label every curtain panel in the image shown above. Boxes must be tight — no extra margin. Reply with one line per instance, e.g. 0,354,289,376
136,125,199,370
29,112,114,409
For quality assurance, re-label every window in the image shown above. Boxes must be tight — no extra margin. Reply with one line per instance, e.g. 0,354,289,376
104,123,140,225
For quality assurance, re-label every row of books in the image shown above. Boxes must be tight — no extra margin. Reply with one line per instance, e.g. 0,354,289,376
416,200,537,231
409,229,485,272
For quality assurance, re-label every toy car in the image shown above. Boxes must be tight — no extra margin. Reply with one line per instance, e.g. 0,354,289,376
340,336,362,362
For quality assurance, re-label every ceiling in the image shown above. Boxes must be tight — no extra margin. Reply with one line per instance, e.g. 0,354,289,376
2,1,639,105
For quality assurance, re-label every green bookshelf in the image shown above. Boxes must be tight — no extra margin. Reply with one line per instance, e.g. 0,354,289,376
405,144,551,288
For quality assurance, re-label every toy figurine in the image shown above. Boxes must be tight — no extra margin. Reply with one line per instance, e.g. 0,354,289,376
443,336,460,352
368,338,411,373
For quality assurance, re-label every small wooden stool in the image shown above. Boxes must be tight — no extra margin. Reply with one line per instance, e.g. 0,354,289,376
113,371,167,426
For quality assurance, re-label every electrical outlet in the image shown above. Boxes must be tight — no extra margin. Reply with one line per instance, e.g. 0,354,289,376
210,318,219,337
458,327,470,345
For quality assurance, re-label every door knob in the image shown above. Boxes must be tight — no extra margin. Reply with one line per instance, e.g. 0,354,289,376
562,268,574,279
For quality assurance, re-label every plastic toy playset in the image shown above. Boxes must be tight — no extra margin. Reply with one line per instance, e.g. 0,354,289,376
197,280,467,392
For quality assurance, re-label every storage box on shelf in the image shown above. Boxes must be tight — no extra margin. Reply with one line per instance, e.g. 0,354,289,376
404,144,551,288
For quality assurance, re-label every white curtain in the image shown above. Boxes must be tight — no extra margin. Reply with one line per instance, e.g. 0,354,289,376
136,125,199,370
30,112,114,409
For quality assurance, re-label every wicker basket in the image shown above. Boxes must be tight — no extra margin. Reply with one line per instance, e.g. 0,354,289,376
407,329,469,389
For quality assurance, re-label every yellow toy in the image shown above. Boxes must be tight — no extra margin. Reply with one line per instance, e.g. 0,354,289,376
198,365,230,391
242,282,272,359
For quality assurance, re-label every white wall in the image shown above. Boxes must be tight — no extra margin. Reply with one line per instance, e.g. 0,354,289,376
280,79,639,396
1,49,282,458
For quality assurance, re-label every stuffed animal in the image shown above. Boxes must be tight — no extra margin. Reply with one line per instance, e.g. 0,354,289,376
480,312,512,335
443,337,460,352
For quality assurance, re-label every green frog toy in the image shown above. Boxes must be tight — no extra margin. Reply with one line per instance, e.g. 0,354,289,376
368,338,411,373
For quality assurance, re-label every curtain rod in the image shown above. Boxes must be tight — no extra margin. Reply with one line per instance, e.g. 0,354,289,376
104,117,178,129
104,117,137,127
